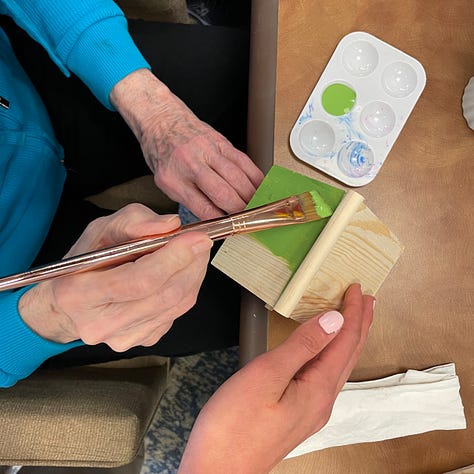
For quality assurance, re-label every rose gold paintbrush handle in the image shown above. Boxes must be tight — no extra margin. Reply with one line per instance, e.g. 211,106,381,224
0,193,326,292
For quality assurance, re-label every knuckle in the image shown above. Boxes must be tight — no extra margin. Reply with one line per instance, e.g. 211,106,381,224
142,324,171,347
121,202,147,215
204,188,236,212
215,136,232,151
92,204,150,244
108,341,130,352
209,186,229,203
186,292,199,309
159,284,185,309
141,340,155,348
294,331,324,357
117,203,151,229
176,293,198,314
79,330,102,346
155,169,174,189
84,215,108,235
199,202,219,219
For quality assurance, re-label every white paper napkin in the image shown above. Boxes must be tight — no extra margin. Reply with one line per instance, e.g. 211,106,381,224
287,363,466,458
445,464,474,474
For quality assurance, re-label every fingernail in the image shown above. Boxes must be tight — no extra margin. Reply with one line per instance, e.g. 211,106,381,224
192,238,213,255
373,299,376,310
319,311,344,334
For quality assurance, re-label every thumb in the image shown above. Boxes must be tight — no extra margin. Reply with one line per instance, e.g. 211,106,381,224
105,204,181,244
65,204,181,257
264,311,344,383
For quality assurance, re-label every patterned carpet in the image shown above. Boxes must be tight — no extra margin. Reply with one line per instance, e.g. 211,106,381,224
141,346,239,473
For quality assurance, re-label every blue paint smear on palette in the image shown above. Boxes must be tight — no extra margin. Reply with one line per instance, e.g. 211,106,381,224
298,101,314,124
337,112,364,142
296,108,379,179
336,113,378,178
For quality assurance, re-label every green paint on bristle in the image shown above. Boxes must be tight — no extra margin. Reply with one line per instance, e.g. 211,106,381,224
247,166,345,273
309,190,333,218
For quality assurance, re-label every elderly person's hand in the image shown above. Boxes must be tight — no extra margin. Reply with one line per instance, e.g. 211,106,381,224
178,284,374,474
18,204,212,351
110,69,264,220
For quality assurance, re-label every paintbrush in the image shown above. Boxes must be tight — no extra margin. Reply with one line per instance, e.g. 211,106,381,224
0,191,332,292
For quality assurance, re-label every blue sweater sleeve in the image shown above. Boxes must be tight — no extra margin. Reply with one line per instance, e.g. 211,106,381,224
0,25,84,387
0,1,148,386
0,287,82,388
0,0,151,109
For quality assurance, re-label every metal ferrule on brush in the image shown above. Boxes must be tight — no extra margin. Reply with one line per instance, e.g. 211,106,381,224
181,194,306,240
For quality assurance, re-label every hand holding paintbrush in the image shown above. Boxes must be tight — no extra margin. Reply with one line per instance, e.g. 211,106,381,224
13,193,331,351
0,192,332,292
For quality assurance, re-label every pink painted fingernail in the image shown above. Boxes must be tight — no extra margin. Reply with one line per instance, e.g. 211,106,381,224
319,311,344,334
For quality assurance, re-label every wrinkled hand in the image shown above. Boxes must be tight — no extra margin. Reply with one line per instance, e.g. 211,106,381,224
179,284,374,474
110,69,264,220
19,204,212,350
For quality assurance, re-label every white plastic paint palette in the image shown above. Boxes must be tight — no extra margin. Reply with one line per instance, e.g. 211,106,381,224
290,31,426,186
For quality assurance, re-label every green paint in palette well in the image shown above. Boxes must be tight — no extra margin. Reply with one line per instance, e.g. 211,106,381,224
321,83,356,116
247,165,345,273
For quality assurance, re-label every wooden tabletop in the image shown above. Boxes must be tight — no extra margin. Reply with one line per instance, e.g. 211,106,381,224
247,0,474,472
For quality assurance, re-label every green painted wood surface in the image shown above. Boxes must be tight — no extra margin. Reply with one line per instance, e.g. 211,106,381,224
248,166,345,273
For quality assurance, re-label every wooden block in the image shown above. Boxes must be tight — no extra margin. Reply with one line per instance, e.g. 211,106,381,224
276,202,403,321
212,233,293,307
271,190,365,318
212,167,403,323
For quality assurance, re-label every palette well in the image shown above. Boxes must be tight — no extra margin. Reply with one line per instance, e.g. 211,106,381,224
290,31,426,186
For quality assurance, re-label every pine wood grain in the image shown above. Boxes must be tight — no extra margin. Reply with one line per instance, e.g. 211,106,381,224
212,233,292,307
271,191,365,317
282,202,403,321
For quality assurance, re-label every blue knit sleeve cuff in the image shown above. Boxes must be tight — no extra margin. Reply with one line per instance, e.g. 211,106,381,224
0,286,83,387
66,15,151,110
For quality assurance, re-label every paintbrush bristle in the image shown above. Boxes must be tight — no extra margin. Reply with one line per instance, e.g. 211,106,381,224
298,191,333,221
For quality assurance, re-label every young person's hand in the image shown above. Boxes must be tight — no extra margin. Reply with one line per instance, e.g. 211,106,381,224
19,204,212,350
110,69,264,220
179,284,374,474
